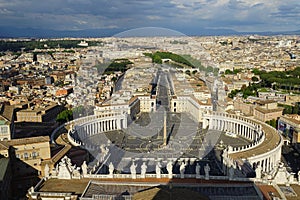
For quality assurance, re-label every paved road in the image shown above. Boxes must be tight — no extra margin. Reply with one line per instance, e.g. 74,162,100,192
156,68,171,110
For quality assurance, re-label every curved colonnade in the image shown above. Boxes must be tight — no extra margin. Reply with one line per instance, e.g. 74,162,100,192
53,110,283,175
203,112,283,173
52,111,127,148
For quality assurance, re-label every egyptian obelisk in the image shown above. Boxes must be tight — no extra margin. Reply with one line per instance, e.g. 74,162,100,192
163,111,167,146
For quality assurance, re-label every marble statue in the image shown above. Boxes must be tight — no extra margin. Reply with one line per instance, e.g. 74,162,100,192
156,161,161,178
195,163,201,179
57,157,72,179
272,163,290,184
44,163,49,178
255,165,262,179
81,161,87,176
100,144,109,161
180,162,186,179
109,162,114,177
54,164,59,176
130,161,137,179
288,173,295,183
167,161,173,178
204,163,210,180
28,186,34,195
227,145,233,153
141,162,147,178
57,156,80,180
72,167,81,179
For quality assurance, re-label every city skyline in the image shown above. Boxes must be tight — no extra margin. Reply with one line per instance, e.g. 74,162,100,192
0,0,300,37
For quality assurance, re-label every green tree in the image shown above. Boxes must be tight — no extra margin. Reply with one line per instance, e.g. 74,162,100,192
251,76,259,82
265,119,276,128
228,89,240,98
153,54,162,64
252,68,261,75
56,110,73,123
292,103,300,114
225,69,233,74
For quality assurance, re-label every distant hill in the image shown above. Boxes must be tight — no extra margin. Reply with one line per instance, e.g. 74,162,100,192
0,26,299,38
0,26,124,38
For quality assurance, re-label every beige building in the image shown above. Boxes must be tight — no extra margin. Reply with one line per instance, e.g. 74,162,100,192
16,103,63,122
253,100,283,122
171,96,212,122
253,107,283,122
285,95,300,105
278,114,300,148
233,99,254,116
0,105,15,140
0,136,51,175
138,95,156,112
0,116,12,141
233,99,283,122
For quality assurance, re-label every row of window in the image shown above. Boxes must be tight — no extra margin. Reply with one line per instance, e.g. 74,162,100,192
0,126,8,134
16,151,39,160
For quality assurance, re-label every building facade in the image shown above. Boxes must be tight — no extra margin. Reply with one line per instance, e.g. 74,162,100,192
0,136,51,175
278,114,300,149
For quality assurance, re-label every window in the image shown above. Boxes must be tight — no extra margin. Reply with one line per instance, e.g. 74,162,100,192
0,126,8,134
32,152,37,159
24,152,28,160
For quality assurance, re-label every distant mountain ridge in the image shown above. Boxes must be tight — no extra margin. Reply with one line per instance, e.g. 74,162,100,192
0,26,299,38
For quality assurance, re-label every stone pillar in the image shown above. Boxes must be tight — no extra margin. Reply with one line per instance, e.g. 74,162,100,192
235,123,237,134
124,116,128,129
83,125,88,135
117,118,121,129
209,119,213,129
222,120,224,130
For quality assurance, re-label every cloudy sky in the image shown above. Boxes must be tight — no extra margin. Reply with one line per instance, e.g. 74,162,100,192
0,0,299,35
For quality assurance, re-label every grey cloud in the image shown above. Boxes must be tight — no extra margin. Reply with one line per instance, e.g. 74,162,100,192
0,0,299,33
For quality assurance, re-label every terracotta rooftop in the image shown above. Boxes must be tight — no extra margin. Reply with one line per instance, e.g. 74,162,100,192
257,184,281,200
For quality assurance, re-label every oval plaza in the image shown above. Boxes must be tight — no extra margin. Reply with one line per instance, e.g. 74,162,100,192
65,64,283,177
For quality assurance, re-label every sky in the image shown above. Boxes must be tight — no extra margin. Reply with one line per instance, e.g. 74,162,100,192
0,0,299,36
